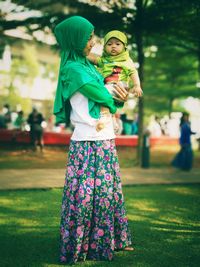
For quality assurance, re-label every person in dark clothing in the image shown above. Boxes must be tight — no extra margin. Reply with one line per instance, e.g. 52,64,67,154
27,108,44,151
3,104,12,128
172,112,196,171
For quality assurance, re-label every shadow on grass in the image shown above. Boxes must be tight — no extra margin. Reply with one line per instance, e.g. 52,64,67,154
0,185,200,267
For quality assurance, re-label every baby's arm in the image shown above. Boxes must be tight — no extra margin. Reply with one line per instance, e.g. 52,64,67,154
130,72,143,97
87,53,99,65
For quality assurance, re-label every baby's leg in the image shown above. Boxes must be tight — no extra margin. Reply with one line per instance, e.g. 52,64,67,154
96,107,110,132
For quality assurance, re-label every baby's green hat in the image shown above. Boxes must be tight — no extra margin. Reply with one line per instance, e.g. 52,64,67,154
104,30,127,47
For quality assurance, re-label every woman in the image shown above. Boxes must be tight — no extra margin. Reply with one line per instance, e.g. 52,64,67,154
172,112,195,171
53,16,133,264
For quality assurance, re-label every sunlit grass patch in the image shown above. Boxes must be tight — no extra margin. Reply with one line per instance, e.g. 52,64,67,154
0,184,199,266
0,145,199,169
166,186,199,196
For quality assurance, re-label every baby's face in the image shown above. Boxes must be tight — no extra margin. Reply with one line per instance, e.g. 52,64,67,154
104,37,125,56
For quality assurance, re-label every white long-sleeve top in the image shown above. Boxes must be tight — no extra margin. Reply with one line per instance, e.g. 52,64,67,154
70,92,115,141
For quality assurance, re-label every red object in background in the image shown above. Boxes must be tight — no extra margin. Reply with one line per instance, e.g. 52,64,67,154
0,129,178,147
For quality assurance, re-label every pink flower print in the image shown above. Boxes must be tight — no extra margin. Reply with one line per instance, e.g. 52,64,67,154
90,179,94,187
65,190,70,197
68,168,74,177
83,244,88,251
90,243,97,249
83,163,87,169
97,148,101,153
96,178,101,186
99,198,104,205
77,226,83,237
69,220,74,227
104,155,110,161
69,195,75,201
99,150,104,157
105,173,111,181
114,193,119,201
72,178,78,185
105,201,110,208
78,187,84,196
77,244,81,252
78,154,83,160
70,204,75,211
77,169,84,175
121,231,127,241
86,178,91,184
82,199,87,206
97,229,104,237
86,187,92,194
85,195,90,202
104,141,110,149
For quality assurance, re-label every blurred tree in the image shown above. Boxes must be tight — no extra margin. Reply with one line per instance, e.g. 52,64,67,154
0,44,39,113
0,0,199,165
144,45,198,115
151,0,200,83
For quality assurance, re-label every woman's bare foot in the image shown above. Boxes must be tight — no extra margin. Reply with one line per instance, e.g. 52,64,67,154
123,247,134,251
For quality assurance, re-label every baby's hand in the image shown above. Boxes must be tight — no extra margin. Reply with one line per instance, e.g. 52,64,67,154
132,85,143,97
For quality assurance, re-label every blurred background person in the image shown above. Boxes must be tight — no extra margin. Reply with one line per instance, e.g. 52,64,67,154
121,113,132,135
27,107,45,151
2,104,12,129
13,110,26,130
147,115,162,137
172,112,196,171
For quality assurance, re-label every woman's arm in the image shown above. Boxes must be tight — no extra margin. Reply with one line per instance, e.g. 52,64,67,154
79,81,117,114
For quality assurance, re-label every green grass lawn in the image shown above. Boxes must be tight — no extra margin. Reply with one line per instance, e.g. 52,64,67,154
0,144,200,169
0,185,200,267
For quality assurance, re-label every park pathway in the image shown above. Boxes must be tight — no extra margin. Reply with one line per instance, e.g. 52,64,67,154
0,167,200,190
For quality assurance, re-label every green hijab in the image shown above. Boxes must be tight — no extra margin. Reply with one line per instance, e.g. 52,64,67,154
53,16,104,124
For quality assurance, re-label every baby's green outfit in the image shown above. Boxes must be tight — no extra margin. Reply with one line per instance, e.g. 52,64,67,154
95,30,137,132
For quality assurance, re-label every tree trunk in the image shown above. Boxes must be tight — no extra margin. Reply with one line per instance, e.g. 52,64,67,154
135,0,145,166
198,43,200,82
168,97,174,117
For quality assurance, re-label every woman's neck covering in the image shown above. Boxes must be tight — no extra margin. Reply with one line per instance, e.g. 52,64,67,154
53,16,101,124
102,30,129,62
54,16,94,64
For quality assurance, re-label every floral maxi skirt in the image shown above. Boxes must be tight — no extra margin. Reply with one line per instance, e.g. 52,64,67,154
60,139,132,263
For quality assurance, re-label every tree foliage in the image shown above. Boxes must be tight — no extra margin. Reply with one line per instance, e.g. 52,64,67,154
0,0,199,164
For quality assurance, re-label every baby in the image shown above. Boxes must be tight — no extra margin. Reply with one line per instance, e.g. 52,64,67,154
88,30,142,131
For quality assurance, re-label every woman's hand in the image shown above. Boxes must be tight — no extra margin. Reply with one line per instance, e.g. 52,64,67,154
113,82,129,102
